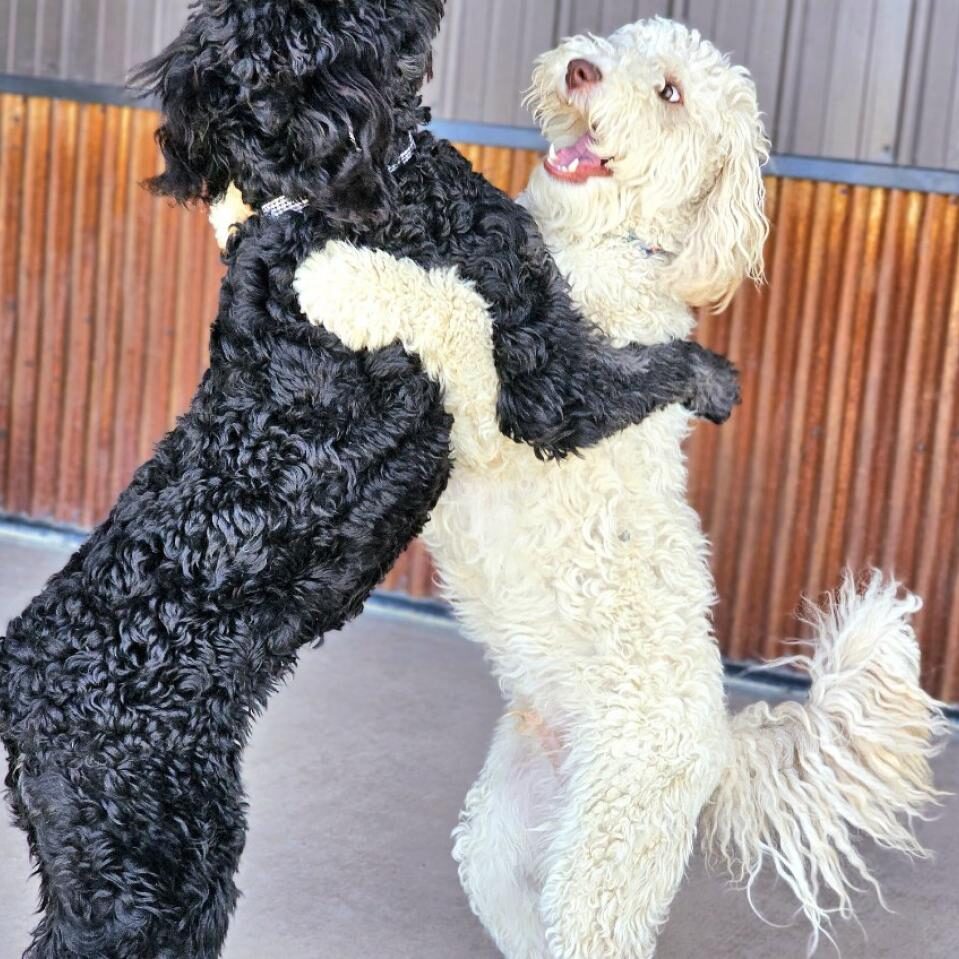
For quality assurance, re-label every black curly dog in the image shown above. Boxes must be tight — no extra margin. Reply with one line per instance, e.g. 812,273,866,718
0,2,739,956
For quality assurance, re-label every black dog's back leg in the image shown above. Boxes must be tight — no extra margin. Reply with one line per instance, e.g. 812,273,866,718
12,748,244,959
4,739,61,953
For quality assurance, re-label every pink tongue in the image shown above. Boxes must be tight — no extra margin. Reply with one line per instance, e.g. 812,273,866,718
554,133,605,168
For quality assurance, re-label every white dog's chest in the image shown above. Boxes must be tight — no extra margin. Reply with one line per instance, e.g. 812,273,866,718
425,407,711,673
295,233,718,694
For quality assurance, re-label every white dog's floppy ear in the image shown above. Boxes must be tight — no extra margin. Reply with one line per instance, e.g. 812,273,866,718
669,108,770,312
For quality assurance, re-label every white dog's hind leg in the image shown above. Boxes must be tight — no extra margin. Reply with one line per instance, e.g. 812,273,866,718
540,712,723,959
454,712,559,959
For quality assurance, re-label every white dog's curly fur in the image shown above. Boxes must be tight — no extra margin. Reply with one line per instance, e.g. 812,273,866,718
293,18,947,958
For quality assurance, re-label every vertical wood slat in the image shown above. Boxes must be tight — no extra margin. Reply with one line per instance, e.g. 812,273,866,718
55,100,103,526
107,107,150,508
0,94,26,508
761,180,845,656
1,102,959,702
84,103,127,526
916,220,959,701
727,176,815,654
30,97,78,517
5,96,52,516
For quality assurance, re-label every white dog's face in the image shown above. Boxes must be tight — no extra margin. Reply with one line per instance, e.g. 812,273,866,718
525,18,769,309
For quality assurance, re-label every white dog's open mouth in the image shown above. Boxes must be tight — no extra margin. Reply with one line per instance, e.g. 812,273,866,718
545,133,612,184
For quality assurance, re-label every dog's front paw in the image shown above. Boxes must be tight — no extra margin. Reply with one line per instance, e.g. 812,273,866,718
294,241,405,351
685,348,741,424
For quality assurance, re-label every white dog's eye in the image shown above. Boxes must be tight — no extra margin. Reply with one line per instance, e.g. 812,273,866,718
659,82,682,104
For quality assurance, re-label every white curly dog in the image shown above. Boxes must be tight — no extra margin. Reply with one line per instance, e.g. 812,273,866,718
294,18,946,958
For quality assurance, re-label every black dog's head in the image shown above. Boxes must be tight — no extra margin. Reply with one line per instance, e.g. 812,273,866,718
134,0,445,224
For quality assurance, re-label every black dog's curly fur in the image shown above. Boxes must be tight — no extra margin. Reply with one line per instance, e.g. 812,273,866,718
1,2,739,956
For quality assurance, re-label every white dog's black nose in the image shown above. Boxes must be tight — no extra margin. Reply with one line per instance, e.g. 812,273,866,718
566,58,603,91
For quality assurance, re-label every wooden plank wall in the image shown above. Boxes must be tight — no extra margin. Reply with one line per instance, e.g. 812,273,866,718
0,94,223,528
0,95,957,702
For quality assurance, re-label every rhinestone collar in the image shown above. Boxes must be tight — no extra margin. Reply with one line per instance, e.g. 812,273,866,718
260,132,417,219
624,231,676,260
388,131,417,173
261,195,310,217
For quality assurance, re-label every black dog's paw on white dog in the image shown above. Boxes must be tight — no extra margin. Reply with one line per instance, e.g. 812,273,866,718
687,348,742,424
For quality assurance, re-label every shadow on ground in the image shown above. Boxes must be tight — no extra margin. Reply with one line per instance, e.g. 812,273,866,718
0,534,955,958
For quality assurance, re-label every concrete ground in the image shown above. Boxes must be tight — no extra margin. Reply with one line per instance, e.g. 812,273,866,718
0,531,956,959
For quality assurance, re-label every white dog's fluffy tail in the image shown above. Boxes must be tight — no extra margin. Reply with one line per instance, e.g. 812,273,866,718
701,572,949,948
